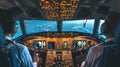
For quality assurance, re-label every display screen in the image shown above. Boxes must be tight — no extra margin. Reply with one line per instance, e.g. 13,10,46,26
33,40,46,48
73,40,86,48
62,19,95,34
48,42,55,49
56,52,62,55
24,20,58,34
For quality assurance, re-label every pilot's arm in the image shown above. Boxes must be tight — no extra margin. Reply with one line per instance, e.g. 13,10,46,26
21,45,33,67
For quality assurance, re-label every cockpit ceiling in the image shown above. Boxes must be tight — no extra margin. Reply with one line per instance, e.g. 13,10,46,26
0,0,120,20
40,0,80,20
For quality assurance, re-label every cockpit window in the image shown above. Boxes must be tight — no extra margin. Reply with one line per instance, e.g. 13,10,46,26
98,20,106,40
62,19,95,34
98,20,105,34
12,20,22,39
24,20,57,34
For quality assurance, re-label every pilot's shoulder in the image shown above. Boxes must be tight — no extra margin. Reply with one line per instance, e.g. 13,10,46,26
90,43,105,51
104,45,118,50
14,42,27,50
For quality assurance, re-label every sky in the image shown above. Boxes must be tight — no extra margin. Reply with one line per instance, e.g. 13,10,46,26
12,19,105,39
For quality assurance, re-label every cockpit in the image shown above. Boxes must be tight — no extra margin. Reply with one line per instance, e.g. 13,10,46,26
13,19,105,47
0,0,120,67
10,19,105,67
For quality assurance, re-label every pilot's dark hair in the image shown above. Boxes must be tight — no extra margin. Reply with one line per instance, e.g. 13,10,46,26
0,8,15,34
101,11,120,37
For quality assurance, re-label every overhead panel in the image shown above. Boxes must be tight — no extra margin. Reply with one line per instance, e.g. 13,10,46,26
40,0,80,20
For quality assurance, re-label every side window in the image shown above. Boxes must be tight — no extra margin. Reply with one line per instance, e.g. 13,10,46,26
12,20,22,39
98,20,106,41
98,20,105,34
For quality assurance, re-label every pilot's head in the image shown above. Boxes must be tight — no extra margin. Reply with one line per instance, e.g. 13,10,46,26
0,8,16,44
101,11,120,38
0,8,17,37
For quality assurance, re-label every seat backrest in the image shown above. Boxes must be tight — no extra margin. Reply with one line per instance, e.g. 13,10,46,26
0,47,13,67
98,21,120,67
99,45,120,67
0,40,23,67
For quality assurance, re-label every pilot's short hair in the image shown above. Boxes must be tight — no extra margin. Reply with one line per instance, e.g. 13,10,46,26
0,8,15,34
105,11,120,33
101,11,120,36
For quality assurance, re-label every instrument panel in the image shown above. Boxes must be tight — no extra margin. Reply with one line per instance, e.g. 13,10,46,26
24,36,98,50
26,32,91,37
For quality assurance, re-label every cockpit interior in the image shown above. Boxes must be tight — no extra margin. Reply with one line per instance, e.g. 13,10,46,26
0,0,120,67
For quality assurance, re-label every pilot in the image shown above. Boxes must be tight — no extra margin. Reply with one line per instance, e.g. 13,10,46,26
82,11,120,67
0,8,33,67
98,14,120,67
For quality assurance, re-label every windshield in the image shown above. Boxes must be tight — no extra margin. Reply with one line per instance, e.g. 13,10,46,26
62,19,95,34
24,20,57,34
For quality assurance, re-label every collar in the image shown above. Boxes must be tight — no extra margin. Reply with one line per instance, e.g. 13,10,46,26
105,38,115,42
6,43,14,49
5,36,12,41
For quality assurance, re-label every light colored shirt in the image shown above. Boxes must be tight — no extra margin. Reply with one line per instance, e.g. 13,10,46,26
84,44,105,67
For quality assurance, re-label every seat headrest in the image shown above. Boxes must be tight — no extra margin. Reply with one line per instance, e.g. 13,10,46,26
115,19,120,46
